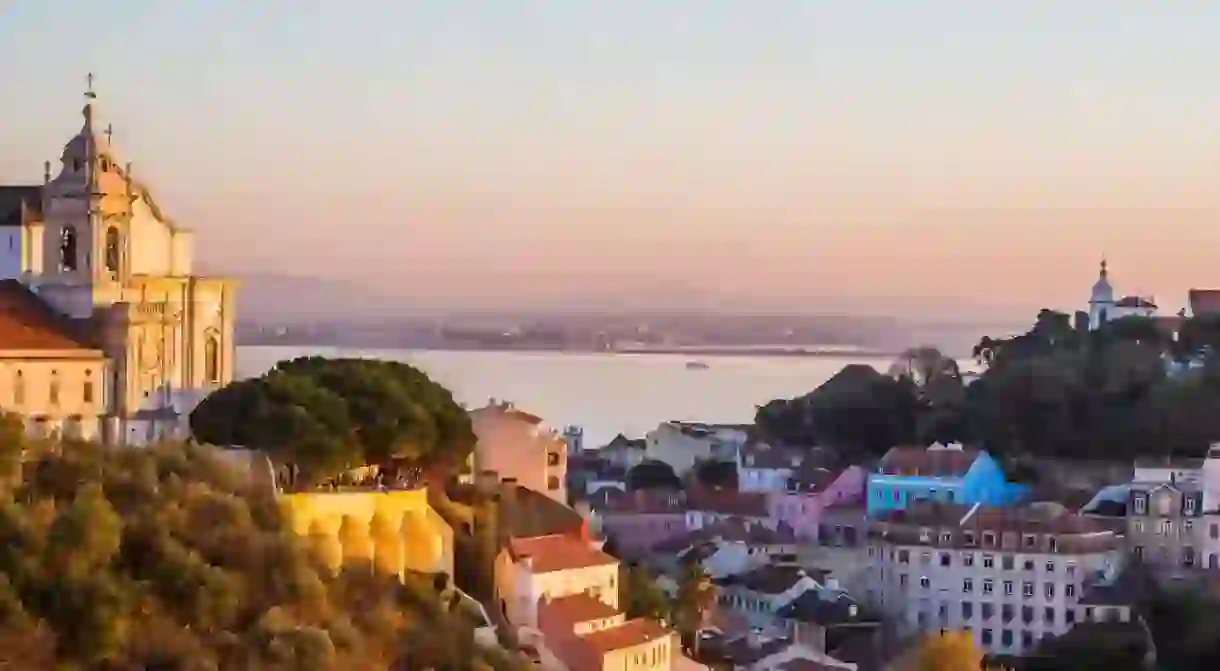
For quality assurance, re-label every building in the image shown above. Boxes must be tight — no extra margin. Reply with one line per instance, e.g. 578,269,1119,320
596,433,648,469
0,81,236,444
866,501,1127,657
1087,259,1158,330
494,533,620,629
645,421,749,475
737,441,814,493
498,531,681,670
470,400,568,505
650,518,799,580
866,444,1027,517
589,488,689,554
768,465,867,541
686,487,772,531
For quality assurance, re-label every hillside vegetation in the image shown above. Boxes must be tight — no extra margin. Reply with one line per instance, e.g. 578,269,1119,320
0,422,517,670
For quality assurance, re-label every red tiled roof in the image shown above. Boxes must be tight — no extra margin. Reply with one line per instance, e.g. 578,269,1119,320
0,280,97,351
876,446,979,477
538,593,619,627
577,617,672,652
687,487,769,517
1190,289,1220,317
508,534,617,573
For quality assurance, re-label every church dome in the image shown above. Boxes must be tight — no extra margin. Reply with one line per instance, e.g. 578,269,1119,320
1091,259,1114,303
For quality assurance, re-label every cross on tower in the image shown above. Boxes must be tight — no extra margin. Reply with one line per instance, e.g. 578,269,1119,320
85,72,96,100
105,124,113,143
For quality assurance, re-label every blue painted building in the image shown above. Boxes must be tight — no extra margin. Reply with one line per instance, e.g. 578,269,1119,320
866,445,1028,517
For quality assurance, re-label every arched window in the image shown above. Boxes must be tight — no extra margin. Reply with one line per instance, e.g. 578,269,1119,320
48,370,60,406
83,369,95,404
59,225,77,272
104,227,121,273
204,335,220,384
12,370,23,406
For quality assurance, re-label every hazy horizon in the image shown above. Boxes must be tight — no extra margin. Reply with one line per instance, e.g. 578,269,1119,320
2,1,1218,319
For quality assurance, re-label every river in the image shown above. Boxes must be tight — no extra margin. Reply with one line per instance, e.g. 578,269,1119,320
236,346,892,449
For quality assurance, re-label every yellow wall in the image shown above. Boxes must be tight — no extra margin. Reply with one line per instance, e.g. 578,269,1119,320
602,633,676,671
0,353,110,440
280,489,454,580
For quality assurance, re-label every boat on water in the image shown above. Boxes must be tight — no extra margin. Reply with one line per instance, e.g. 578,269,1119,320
685,360,710,370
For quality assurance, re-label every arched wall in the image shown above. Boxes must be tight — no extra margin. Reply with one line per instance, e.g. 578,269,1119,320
281,489,454,579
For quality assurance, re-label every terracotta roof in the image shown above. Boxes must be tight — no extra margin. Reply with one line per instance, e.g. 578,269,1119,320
604,433,646,451
870,501,1123,553
576,617,671,652
501,485,588,539
508,534,617,573
653,517,797,554
597,488,687,515
0,281,97,351
538,593,619,627
876,446,980,477
1190,289,1220,317
471,402,544,425
0,186,41,227
687,487,769,517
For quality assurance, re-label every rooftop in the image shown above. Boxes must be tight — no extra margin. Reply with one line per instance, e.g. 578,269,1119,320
576,617,671,653
508,534,617,573
871,501,1124,554
652,517,797,554
875,445,980,477
0,280,98,351
777,591,876,627
715,565,827,595
538,593,619,626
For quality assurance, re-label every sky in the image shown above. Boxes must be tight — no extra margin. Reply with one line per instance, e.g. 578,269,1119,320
1,1,1219,318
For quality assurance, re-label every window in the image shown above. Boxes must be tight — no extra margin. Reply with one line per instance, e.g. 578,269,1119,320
1065,585,1075,598
12,370,23,406
963,578,974,592
919,576,930,589
981,629,993,645
1003,580,1014,596
204,335,221,383
547,452,561,466
939,553,951,567
899,575,908,587
1044,583,1055,599
1211,523,1218,540
83,369,94,404
1021,631,1033,648
1045,560,1055,573
1001,630,1013,647
1022,581,1033,598
1184,546,1196,567
1065,609,1076,624
1159,520,1173,535
1134,495,1147,515
1186,497,1197,515
1133,545,1144,559
981,603,994,620
1021,605,1034,623
919,527,931,543
1002,555,1014,570
1001,605,1014,622
962,553,974,567
1066,562,1076,576
963,531,976,546
898,550,910,564
48,370,60,406
104,227,121,273
59,225,78,272
983,531,996,546
1044,607,1056,624
546,476,559,490
1134,520,1144,533
1022,534,1036,549
1023,559,1035,571
982,554,994,569
940,532,952,544
962,602,973,618
921,552,932,565
1048,536,1058,552
983,579,994,594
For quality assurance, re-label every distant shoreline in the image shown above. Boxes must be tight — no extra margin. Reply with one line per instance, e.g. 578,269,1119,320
239,342,898,359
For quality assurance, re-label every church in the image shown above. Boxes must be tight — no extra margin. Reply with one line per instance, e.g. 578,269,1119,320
0,80,236,445
1086,259,1160,330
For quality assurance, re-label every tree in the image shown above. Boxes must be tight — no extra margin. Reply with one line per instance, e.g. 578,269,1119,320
691,459,738,490
672,564,715,656
190,357,476,486
914,631,984,671
625,460,681,491
620,563,670,624
0,438,522,670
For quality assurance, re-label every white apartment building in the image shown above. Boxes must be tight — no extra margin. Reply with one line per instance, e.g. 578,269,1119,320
644,421,749,475
866,501,1126,657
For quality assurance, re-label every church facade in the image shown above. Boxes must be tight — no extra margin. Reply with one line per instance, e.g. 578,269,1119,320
1087,259,1158,330
0,84,236,445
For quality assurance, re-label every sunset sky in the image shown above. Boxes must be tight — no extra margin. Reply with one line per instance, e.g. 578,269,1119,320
1,1,1218,318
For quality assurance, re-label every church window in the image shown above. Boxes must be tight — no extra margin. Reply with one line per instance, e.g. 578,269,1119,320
204,335,220,384
72,159,81,173
104,227,121,273
83,370,94,404
48,371,60,407
12,371,23,406
59,226,78,272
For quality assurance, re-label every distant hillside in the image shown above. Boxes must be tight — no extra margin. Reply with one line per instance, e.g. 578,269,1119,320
228,273,412,323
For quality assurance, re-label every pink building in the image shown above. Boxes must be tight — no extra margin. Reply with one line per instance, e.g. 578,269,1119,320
594,489,689,555
767,466,868,542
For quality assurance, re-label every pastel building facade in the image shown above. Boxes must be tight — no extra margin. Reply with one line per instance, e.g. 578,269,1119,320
768,466,868,541
470,401,568,505
866,444,1028,517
